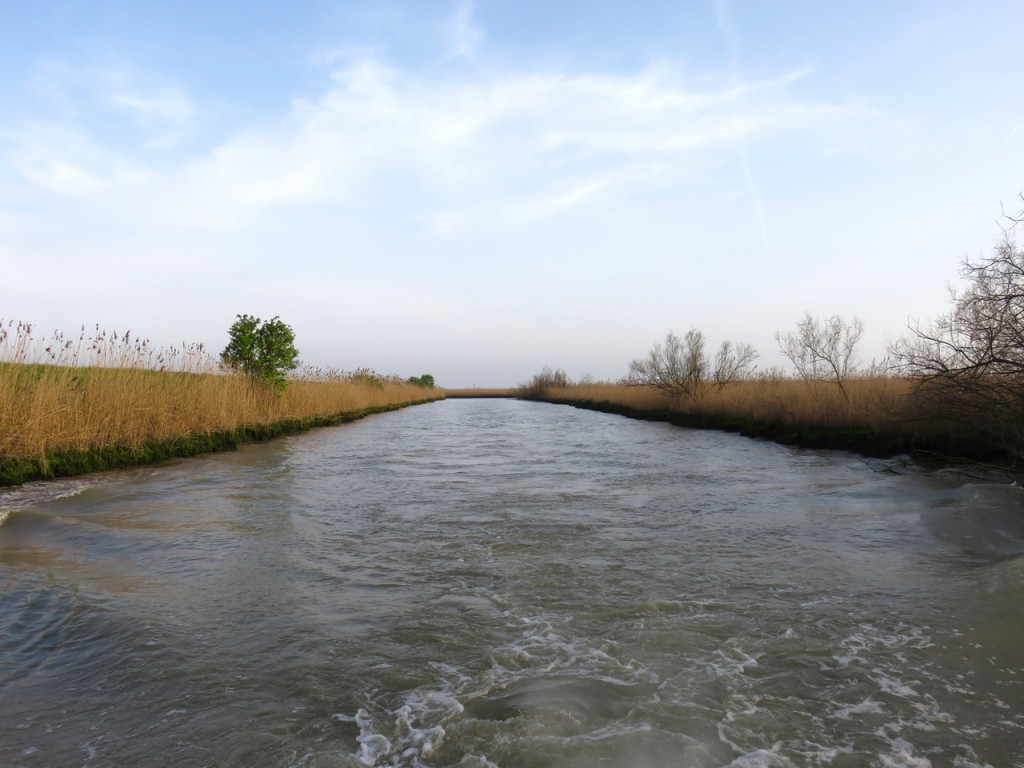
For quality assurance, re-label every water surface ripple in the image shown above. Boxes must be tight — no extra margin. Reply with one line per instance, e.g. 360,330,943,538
1,399,1022,767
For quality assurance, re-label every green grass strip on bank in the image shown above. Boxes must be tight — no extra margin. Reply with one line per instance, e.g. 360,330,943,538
0,398,439,487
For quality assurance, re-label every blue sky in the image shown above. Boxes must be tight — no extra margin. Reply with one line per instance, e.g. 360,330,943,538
2,1,1022,386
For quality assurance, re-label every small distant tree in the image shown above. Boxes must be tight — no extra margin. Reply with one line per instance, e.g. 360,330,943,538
408,373,436,388
220,314,300,391
518,366,570,399
776,313,863,401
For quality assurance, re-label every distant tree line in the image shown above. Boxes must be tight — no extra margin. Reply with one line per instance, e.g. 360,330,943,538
518,197,1024,465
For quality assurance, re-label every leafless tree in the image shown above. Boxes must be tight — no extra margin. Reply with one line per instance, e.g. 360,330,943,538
518,366,570,399
776,313,864,401
893,202,1024,458
628,329,708,401
713,340,759,390
629,330,758,401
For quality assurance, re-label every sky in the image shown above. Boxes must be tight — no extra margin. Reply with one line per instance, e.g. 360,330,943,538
2,1,1022,387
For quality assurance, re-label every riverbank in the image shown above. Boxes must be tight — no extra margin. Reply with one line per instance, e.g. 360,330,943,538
0,398,440,487
527,381,1009,469
445,388,517,398
1,325,445,486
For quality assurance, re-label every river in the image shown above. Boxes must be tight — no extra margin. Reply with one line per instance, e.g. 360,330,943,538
1,398,1022,767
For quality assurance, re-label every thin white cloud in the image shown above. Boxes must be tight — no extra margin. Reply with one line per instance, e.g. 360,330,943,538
24,58,196,150
714,0,740,78
514,179,611,222
446,1,484,60
104,82,195,148
736,143,768,247
10,124,148,194
714,0,768,247
5,54,897,236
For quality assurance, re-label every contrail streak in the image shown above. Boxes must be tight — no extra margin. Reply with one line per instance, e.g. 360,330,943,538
714,0,769,248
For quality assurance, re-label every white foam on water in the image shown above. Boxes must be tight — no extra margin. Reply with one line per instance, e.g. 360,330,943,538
836,624,982,766
711,639,761,678
875,674,920,699
353,707,394,766
1,478,95,508
722,744,798,767
875,737,933,767
950,745,997,768
53,484,93,500
710,614,1003,768
338,597,662,766
0,478,100,528
80,739,99,762
833,697,886,720
485,609,659,688
340,683,466,767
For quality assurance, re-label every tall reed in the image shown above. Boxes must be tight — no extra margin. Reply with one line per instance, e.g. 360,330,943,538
0,320,441,464
539,377,913,431
541,376,1007,461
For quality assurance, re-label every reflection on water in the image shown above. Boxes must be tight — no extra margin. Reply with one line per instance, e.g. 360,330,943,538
1,399,1022,767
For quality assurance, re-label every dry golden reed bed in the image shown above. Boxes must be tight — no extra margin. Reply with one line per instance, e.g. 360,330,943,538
444,388,517,398
0,321,442,465
543,377,913,431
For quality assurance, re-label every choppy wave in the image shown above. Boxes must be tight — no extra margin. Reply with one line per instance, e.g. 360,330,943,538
333,597,663,767
329,597,1019,767
0,479,99,528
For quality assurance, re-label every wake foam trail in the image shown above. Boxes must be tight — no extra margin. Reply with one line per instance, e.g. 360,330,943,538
333,599,660,766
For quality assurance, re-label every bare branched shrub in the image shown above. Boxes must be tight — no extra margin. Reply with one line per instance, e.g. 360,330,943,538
628,330,758,402
518,366,570,399
893,201,1024,459
628,329,708,401
713,340,759,391
776,313,864,401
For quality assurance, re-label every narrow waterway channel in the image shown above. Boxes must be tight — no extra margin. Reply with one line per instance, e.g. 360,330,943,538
1,398,1022,767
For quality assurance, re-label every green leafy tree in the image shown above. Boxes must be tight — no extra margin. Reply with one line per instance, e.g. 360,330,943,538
408,373,435,388
220,314,300,390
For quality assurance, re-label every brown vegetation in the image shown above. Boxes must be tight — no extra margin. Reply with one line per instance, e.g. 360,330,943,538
893,209,1024,462
538,377,911,431
523,376,983,461
0,321,442,470
444,388,517,398
516,200,1024,466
